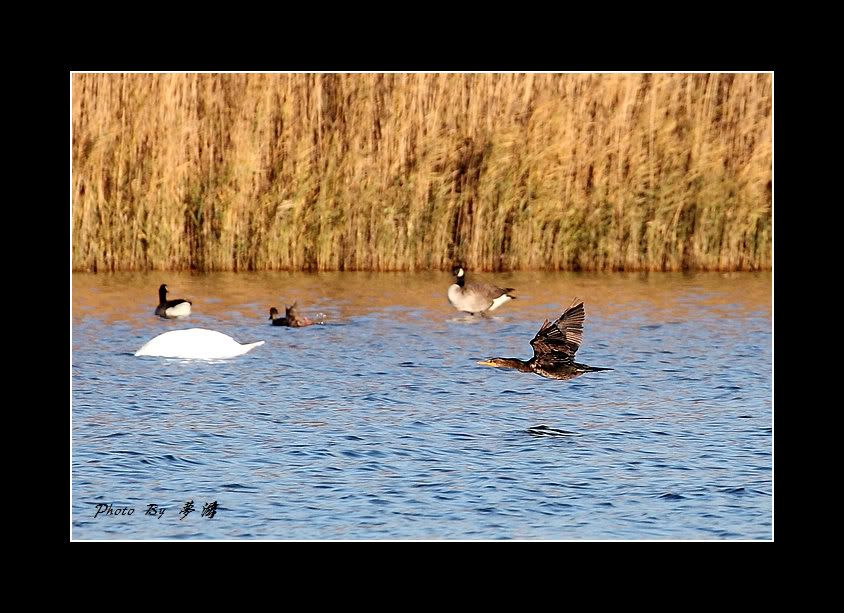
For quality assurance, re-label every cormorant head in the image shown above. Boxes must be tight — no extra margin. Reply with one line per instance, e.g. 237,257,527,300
477,357,528,370
269,307,279,320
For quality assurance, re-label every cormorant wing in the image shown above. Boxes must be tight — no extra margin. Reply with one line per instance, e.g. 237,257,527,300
529,299,585,360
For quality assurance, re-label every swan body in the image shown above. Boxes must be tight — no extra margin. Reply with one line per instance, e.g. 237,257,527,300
135,328,265,359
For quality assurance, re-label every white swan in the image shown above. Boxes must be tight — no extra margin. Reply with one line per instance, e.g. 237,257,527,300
135,328,265,359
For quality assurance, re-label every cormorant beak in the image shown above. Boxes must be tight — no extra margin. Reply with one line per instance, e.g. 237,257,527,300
477,359,498,367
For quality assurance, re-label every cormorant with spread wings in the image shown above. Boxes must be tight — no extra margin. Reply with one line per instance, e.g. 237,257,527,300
477,298,611,380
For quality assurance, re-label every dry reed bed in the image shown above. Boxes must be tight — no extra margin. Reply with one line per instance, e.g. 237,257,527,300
72,73,772,272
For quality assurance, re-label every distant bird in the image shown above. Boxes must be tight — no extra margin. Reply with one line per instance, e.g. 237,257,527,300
269,303,314,327
135,328,264,359
155,284,192,319
447,265,516,316
477,298,611,380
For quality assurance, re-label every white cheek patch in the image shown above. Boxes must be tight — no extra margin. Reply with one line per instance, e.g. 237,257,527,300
488,294,512,311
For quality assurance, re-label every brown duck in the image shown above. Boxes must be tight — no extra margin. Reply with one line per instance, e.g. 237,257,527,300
268,303,314,327
477,298,611,380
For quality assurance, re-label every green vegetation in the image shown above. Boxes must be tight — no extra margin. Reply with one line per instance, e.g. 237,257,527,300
72,73,771,272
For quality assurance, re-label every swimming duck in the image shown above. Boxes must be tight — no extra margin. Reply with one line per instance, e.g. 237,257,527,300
447,265,516,316
155,284,192,319
268,307,289,326
477,298,611,380
135,328,264,359
269,303,314,327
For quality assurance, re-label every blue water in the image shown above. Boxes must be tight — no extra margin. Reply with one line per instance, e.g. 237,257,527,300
71,271,772,540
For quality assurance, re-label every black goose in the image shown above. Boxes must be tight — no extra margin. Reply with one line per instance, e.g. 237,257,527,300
268,307,289,326
447,265,516,316
477,298,611,380
154,284,192,319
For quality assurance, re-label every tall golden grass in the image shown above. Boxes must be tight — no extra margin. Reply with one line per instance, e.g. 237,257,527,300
72,73,771,272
